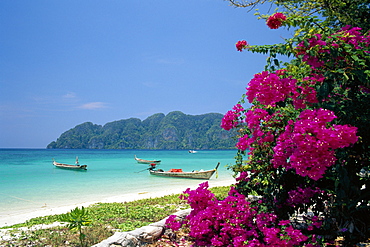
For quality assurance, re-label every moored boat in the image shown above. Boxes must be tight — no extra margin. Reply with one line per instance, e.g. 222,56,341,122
52,157,87,170
149,162,219,180
134,155,161,164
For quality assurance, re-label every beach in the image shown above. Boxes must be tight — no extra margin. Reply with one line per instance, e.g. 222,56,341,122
0,176,236,227
0,149,238,228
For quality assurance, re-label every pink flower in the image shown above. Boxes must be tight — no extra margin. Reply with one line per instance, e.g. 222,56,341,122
165,215,182,231
236,40,248,52
236,171,249,182
285,225,309,244
291,74,322,109
287,187,322,206
296,34,328,68
266,13,287,29
334,25,367,49
221,104,244,131
236,135,251,151
272,108,358,180
181,182,309,247
246,71,296,106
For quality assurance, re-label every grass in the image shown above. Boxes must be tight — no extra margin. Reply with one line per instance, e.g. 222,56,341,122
0,186,231,247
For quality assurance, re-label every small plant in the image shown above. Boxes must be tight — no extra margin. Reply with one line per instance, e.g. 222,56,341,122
59,206,92,247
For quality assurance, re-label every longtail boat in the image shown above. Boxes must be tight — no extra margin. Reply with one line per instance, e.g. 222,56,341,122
149,163,219,180
134,155,161,164
53,157,87,170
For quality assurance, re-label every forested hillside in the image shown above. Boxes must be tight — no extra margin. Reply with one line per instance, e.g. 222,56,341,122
47,111,236,149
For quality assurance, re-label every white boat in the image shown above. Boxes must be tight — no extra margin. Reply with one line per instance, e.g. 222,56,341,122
188,150,198,153
149,163,219,180
52,157,87,170
134,155,161,164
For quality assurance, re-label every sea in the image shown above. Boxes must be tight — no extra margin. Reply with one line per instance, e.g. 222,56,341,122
0,149,238,223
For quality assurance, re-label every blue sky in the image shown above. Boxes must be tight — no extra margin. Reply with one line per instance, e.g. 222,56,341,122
0,0,291,148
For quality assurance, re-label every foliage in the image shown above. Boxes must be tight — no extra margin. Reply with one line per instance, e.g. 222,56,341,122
277,0,370,31
47,111,236,150
169,0,370,246
59,206,92,247
228,0,370,31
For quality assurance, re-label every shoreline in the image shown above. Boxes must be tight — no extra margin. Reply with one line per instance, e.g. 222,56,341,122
0,178,236,228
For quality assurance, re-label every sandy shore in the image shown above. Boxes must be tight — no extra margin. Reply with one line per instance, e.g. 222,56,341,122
0,178,235,228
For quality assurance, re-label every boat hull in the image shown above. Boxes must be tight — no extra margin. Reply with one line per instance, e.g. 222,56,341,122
136,160,161,164
134,155,161,164
53,161,87,170
149,169,216,180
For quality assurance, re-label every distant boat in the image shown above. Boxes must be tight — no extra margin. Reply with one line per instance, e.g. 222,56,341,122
134,155,161,164
188,150,197,153
53,157,87,170
149,162,219,180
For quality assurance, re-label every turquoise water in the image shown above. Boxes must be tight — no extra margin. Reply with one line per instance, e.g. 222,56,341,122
0,149,237,219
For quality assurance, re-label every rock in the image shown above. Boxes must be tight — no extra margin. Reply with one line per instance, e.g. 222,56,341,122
138,226,163,243
91,232,129,247
173,208,191,219
117,234,141,247
149,218,166,228
246,195,262,202
92,209,191,247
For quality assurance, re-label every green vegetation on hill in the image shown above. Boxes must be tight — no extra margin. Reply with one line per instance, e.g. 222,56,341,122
47,111,236,149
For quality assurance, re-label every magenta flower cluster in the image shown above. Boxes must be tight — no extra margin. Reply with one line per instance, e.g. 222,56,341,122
165,215,182,231
333,25,370,50
246,71,297,106
236,40,249,52
266,13,287,29
235,108,275,151
221,104,244,131
296,34,328,68
287,187,323,206
272,109,358,180
166,182,310,247
245,70,320,109
291,74,322,109
296,26,370,69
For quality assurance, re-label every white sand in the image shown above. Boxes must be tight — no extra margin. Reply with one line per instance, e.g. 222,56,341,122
0,178,235,228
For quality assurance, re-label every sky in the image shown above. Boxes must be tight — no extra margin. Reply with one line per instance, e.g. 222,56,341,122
0,0,292,148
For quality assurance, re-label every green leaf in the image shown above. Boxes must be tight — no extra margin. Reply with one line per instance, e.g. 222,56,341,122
318,81,333,100
351,55,360,62
343,72,349,81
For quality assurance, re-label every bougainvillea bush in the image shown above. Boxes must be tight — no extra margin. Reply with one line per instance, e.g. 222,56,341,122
166,182,322,247
166,1,370,246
